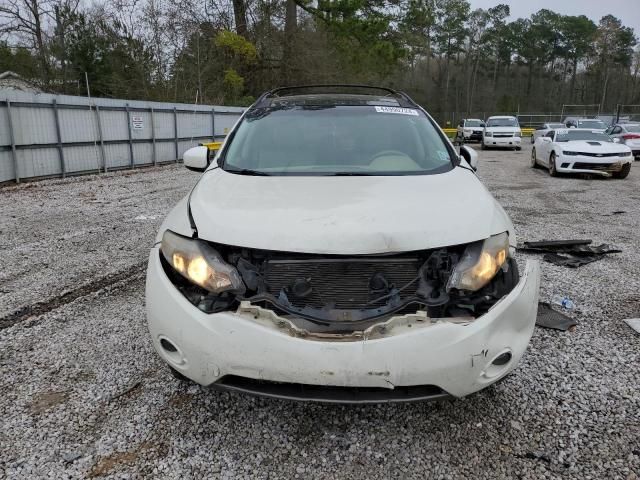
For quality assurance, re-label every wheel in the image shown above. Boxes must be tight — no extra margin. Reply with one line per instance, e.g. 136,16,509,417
530,148,540,168
613,163,631,179
549,153,558,177
516,146,522,151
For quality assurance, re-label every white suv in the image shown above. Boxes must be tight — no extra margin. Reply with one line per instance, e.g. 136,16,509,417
456,118,485,143
482,116,522,150
146,86,539,403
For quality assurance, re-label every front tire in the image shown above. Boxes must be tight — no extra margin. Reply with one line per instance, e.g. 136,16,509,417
531,148,540,168
549,153,559,177
613,163,631,179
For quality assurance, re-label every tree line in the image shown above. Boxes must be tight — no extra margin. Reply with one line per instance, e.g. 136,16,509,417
1,0,639,122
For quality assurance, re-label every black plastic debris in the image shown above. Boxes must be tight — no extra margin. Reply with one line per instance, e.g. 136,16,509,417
603,210,626,216
536,302,578,331
518,240,621,268
543,252,600,268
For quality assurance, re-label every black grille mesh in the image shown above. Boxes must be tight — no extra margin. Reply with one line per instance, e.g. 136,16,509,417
572,162,622,171
264,257,421,309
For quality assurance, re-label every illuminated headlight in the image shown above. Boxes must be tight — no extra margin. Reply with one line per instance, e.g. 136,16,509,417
561,151,579,156
447,233,509,291
160,230,245,294
485,132,493,137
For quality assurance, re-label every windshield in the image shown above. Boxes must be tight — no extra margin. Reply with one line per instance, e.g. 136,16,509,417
222,106,455,175
486,118,519,127
555,130,612,143
465,120,483,127
577,120,605,129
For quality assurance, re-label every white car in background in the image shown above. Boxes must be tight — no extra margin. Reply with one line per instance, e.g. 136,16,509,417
482,116,522,150
531,122,566,144
605,123,640,159
531,128,632,179
564,118,607,132
456,118,485,143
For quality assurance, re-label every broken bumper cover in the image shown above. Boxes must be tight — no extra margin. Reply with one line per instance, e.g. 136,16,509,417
146,248,540,401
556,158,632,176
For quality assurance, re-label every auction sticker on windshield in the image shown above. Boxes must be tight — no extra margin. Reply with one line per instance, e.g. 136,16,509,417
374,106,419,116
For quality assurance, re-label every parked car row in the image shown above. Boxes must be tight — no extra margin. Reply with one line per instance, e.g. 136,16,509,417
457,114,640,161
456,116,522,151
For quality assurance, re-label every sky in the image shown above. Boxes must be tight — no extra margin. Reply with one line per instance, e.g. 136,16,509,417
468,0,640,35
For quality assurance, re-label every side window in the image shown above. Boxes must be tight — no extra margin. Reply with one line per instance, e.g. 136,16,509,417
459,121,464,127
612,126,622,134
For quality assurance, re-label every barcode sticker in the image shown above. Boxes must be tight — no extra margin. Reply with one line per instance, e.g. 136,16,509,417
374,106,419,116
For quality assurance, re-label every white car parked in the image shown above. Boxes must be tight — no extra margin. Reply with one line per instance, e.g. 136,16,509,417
531,128,632,178
531,122,566,144
605,124,640,159
482,116,522,150
146,86,540,403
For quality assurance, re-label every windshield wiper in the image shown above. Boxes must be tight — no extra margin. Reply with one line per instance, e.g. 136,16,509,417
225,168,271,176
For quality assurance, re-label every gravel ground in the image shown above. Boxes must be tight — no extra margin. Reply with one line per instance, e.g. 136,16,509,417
1,146,639,479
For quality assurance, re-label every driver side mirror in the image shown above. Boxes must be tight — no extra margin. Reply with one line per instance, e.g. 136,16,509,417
460,145,478,171
183,146,210,172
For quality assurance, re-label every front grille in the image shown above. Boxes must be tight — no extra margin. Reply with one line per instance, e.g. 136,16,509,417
264,257,421,309
213,375,450,404
572,162,622,171
571,152,619,158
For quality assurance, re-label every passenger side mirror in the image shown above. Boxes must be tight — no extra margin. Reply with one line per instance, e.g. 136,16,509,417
460,145,478,171
183,146,210,172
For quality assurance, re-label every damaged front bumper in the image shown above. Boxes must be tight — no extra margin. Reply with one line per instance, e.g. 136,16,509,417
146,248,540,401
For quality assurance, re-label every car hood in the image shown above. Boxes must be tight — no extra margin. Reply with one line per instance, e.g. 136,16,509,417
557,141,630,153
189,167,514,254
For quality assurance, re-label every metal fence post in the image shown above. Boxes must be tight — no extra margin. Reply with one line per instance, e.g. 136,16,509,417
151,107,157,166
125,103,134,167
94,104,107,172
52,99,66,178
211,108,216,140
6,99,19,183
173,106,179,161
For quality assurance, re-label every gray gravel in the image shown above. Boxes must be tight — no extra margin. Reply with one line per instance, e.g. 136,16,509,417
1,148,639,479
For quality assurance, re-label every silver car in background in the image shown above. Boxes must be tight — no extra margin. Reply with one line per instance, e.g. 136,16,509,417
605,124,640,159
531,122,566,144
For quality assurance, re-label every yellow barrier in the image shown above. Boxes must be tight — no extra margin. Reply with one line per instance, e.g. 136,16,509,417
200,141,224,151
